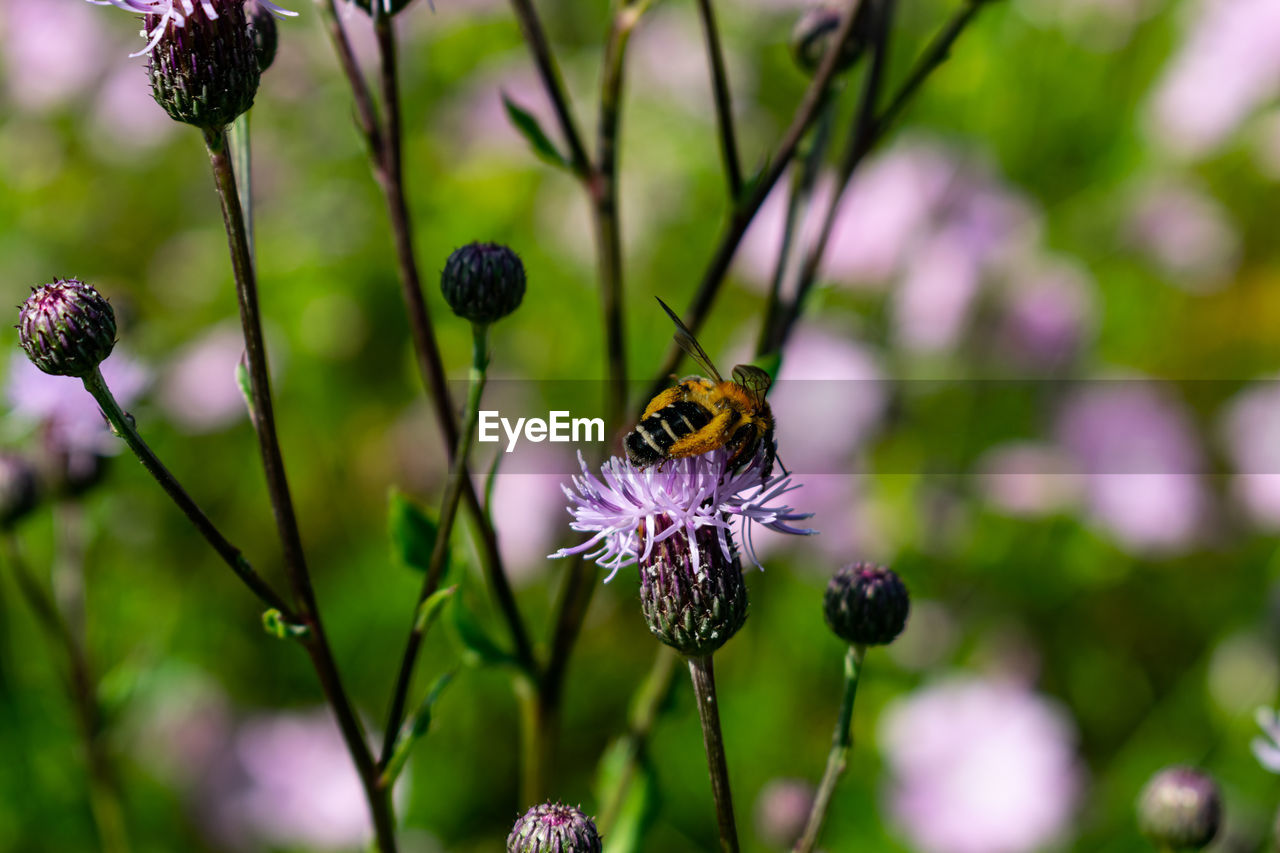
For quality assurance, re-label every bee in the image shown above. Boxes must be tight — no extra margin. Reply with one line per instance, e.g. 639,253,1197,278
625,298,776,476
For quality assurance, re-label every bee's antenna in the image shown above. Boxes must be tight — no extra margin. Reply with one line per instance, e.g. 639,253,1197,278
775,452,790,478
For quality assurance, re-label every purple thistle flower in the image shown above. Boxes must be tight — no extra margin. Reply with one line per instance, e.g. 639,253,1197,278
551,447,814,582
86,0,296,57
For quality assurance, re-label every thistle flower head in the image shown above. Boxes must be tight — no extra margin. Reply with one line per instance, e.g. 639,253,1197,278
790,3,869,76
18,278,117,378
87,0,297,58
1137,766,1221,850
824,562,910,646
441,242,526,326
552,446,813,582
507,802,601,853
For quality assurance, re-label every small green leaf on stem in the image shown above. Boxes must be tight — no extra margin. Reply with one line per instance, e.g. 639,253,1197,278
502,93,570,169
389,488,450,574
452,592,515,668
262,608,310,640
235,357,256,423
380,668,457,787
414,585,457,635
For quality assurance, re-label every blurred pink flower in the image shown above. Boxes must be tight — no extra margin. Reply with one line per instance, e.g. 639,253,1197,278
892,225,984,353
2,0,108,110
480,447,575,584
7,350,149,460
630,9,755,117
996,255,1095,368
1146,0,1280,158
754,778,814,849
445,58,560,164
1124,180,1240,288
157,325,248,434
770,324,886,473
879,677,1084,853
1055,383,1206,553
977,442,1082,517
1220,379,1280,529
89,63,179,155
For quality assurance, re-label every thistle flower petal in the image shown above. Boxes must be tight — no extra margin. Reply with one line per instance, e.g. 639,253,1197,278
86,0,297,57
551,446,814,579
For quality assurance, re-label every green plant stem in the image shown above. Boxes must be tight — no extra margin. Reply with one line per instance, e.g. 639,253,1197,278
694,0,742,197
515,673,551,806
688,654,739,853
1,534,129,853
80,369,292,617
317,1,534,674
380,323,492,768
770,0,989,352
597,646,679,835
228,113,254,260
793,645,865,853
641,0,869,406
203,129,398,853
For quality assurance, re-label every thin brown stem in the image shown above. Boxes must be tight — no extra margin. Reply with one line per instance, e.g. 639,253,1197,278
204,129,398,853
689,655,739,852
694,0,742,197
642,0,867,404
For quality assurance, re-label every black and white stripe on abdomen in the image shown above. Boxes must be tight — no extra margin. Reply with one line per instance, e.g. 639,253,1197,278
624,400,712,467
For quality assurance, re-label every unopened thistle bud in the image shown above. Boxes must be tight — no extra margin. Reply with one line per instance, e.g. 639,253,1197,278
790,4,868,76
441,242,526,325
352,0,417,15
18,279,117,378
248,1,279,73
1137,766,1222,850
0,453,39,529
823,563,909,646
507,802,602,853
640,519,748,657
147,0,261,131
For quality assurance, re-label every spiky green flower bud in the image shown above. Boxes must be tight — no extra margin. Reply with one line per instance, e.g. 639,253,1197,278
0,453,39,529
249,1,279,73
823,563,909,646
790,4,868,76
147,0,261,131
18,279,117,378
640,520,748,657
441,242,526,325
507,802,602,853
1138,766,1222,851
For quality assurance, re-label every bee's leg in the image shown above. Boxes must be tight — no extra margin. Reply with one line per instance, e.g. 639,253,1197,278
640,386,687,420
668,410,736,459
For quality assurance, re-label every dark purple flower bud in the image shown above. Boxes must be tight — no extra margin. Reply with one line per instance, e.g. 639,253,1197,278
1138,766,1222,850
823,563,909,646
640,518,749,657
441,243,526,325
507,802,602,853
352,0,418,15
147,0,260,131
18,279,117,378
248,0,279,73
0,453,39,529
790,4,869,76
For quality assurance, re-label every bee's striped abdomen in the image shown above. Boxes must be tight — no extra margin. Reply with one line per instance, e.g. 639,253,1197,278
625,400,712,468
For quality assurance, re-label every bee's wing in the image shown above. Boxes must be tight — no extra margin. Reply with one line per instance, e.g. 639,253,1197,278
656,297,723,383
731,364,773,406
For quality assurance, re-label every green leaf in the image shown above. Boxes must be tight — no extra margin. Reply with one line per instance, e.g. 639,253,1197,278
595,737,659,853
235,358,256,423
380,668,457,787
388,489,449,574
415,585,457,635
262,609,310,641
502,93,570,170
451,592,515,668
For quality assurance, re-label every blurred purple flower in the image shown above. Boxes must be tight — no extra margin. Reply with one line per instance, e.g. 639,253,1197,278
1146,0,1280,158
7,350,149,461
552,448,813,580
1253,706,1280,773
89,63,179,155
1220,379,1280,529
482,448,575,584
2,0,108,110
157,325,248,434
893,225,984,353
1055,383,1206,553
1125,180,1240,288
754,778,814,849
879,676,1084,853
996,255,1095,368
977,442,1082,518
